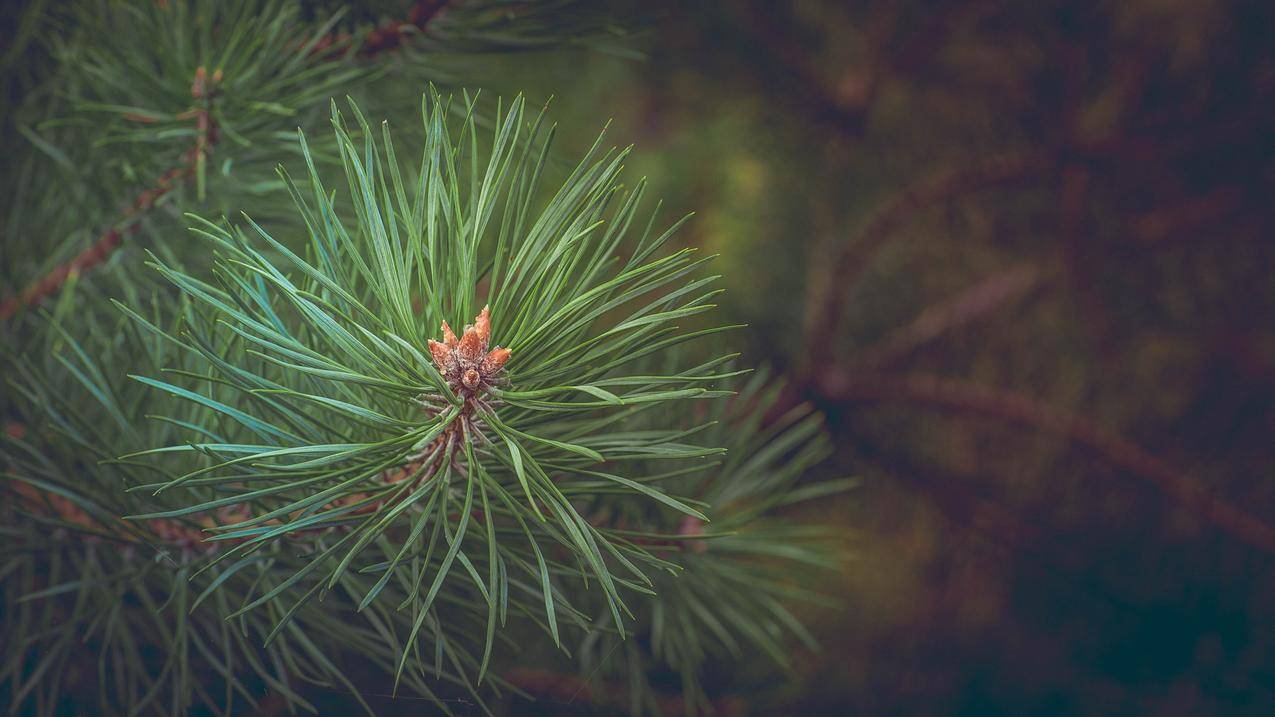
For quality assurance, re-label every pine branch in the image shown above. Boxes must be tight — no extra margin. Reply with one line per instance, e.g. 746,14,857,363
7,474,239,552
107,92,741,698
0,2,449,324
0,71,217,321
817,371,1275,554
729,0,876,132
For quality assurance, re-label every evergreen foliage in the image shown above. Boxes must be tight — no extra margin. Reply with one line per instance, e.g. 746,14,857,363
575,371,854,715
0,2,844,714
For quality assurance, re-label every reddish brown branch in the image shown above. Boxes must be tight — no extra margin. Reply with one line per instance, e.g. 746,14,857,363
816,371,1275,555
7,473,241,549
360,0,449,57
0,143,204,321
1,228,124,320
9,406,446,553
1,72,216,322
800,110,1266,368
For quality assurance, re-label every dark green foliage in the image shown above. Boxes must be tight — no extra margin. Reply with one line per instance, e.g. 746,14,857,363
0,3,840,715
2,298,482,715
574,370,852,714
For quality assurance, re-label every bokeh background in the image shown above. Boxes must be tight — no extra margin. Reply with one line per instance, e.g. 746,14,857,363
501,0,1275,714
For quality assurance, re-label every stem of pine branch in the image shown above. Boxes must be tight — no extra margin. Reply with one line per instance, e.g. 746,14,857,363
0,226,126,320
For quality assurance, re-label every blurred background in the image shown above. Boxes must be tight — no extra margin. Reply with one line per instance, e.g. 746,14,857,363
502,0,1275,713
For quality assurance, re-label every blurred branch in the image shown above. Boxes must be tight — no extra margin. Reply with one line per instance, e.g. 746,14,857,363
799,102,1266,362
730,0,875,132
307,0,449,58
7,473,227,551
851,262,1044,371
1058,163,1115,353
803,149,1055,365
1130,185,1245,244
817,371,1275,555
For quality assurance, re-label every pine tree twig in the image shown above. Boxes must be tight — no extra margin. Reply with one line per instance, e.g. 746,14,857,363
816,371,1275,555
802,149,1054,367
851,262,1044,371
0,70,219,322
1,3,451,323
185,66,221,200
9,432,446,552
8,478,124,541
